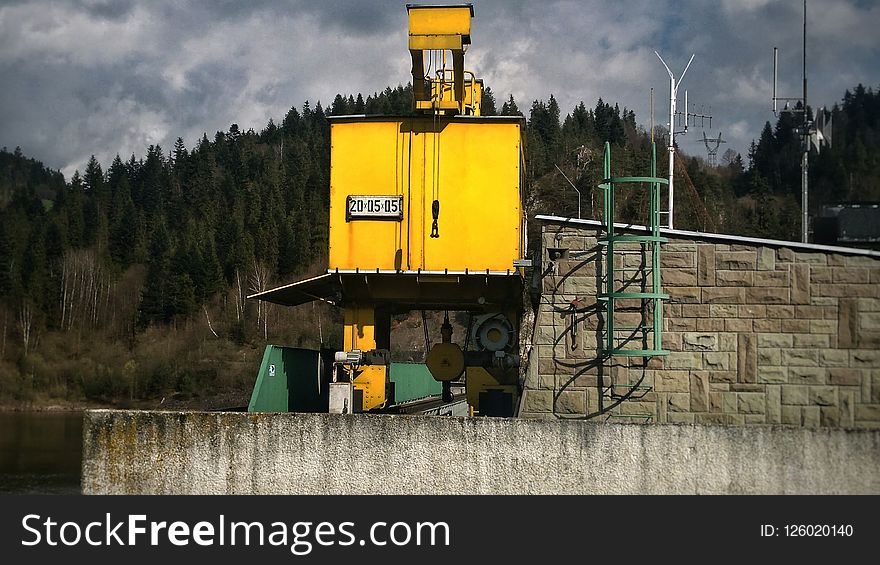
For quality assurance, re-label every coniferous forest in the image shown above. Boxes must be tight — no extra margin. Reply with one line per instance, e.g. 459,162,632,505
1,83,878,407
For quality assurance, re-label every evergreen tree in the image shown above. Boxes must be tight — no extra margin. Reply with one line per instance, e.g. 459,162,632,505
331,94,351,116
0,221,15,298
138,220,172,326
66,171,85,248
481,86,497,116
501,94,521,116
199,236,224,301
168,242,197,319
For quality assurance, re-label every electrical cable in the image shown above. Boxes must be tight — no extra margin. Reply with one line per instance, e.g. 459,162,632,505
421,309,431,356
539,232,654,420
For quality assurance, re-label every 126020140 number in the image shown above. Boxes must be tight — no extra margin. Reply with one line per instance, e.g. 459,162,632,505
784,524,853,537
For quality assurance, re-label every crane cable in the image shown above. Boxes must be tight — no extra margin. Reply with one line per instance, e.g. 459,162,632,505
430,50,442,239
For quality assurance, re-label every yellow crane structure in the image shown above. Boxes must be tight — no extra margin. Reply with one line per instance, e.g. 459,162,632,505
248,4,527,417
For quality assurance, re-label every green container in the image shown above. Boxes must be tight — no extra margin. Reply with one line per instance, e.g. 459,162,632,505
248,346,330,412
389,363,442,404
249,351,441,412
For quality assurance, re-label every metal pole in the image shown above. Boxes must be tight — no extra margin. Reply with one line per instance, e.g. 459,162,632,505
554,164,581,219
802,0,809,243
668,74,676,229
802,152,808,243
773,47,778,114
655,51,694,230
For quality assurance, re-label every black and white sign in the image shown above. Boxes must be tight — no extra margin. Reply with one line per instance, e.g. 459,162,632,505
346,195,403,221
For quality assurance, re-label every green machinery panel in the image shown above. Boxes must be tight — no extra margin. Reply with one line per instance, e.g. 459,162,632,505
389,363,442,404
248,348,443,412
248,346,330,412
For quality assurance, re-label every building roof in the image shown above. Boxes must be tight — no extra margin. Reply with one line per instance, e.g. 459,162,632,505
536,215,880,259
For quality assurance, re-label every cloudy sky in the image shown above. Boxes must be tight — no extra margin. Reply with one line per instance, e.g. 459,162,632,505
1,0,878,179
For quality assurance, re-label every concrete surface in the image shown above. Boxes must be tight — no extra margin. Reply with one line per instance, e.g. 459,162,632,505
82,410,880,494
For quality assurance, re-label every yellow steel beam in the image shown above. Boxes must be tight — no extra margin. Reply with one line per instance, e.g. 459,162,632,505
343,306,376,351
407,5,472,40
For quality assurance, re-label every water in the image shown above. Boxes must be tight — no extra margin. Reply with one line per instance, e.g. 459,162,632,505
0,411,83,494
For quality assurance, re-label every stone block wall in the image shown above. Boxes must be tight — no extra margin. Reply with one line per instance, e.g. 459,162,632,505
521,220,880,428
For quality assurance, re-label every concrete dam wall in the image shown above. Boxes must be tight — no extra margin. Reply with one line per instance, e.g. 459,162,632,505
82,410,880,495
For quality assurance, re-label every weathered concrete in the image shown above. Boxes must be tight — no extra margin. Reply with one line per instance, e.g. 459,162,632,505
82,410,880,494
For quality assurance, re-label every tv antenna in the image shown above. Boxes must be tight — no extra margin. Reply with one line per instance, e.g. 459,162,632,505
702,131,726,166
771,0,831,243
655,51,711,229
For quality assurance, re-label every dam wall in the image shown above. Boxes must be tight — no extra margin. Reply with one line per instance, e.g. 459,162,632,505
82,410,880,494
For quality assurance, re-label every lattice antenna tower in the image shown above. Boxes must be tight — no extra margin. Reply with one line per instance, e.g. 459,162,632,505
702,131,726,166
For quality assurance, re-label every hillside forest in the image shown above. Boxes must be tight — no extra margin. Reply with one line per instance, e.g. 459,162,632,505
1,83,878,408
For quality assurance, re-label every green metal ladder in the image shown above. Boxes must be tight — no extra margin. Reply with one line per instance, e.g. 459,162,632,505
598,142,670,358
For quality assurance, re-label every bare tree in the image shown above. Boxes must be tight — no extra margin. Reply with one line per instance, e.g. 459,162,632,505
60,248,113,331
18,301,33,356
249,260,273,340
203,305,219,338
233,269,247,322
721,148,738,167
0,306,7,359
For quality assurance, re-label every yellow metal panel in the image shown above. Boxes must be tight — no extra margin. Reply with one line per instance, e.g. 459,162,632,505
353,366,387,411
464,79,482,115
424,120,521,271
409,35,463,50
328,117,522,273
465,367,517,413
343,306,387,411
343,306,376,351
330,121,403,271
407,6,472,37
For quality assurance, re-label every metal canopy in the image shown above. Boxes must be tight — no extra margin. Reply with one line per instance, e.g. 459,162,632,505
249,271,522,311
247,273,340,307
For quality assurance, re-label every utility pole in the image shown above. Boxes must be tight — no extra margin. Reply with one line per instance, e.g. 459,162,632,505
773,0,811,243
655,52,694,229
802,0,809,245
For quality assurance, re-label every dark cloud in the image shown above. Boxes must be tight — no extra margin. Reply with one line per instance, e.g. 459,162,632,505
298,0,401,35
0,0,876,178
73,0,136,21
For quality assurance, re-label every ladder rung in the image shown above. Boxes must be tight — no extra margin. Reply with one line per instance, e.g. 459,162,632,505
600,235,668,244
602,348,669,356
599,292,669,300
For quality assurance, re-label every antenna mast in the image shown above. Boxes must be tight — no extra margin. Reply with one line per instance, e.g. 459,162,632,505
655,52,709,229
771,0,828,244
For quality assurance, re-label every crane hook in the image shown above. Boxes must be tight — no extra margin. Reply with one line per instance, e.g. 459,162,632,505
430,199,440,238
